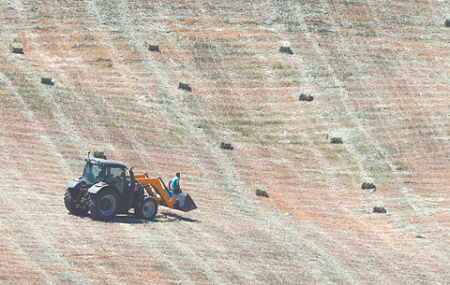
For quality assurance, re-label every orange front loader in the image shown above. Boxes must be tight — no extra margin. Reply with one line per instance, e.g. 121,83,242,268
133,173,197,212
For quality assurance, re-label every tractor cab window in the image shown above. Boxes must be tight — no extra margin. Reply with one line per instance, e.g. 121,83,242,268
105,167,125,191
83,162,103,183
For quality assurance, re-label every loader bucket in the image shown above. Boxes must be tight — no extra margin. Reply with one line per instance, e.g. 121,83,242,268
171,192,197,212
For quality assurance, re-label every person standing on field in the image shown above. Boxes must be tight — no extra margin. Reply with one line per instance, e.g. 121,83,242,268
169,172,182,194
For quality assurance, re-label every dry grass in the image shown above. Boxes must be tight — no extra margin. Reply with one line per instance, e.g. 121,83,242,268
0,0,448,284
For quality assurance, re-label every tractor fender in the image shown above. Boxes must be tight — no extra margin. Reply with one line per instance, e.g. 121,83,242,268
88,182,118,195
66,177,84,189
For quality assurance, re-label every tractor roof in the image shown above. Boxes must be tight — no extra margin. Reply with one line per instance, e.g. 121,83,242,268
85,157,127,169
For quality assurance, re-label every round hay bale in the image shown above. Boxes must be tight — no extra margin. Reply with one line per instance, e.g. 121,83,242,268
330,137,343,144
179,82,192,92
255,185,269,198
279,46,293,54
149,45,160,52
93,151,107,159
256,188,269,198
10,43,24,54
299,94,314,102
372,200,386,213
373,206,387,213
220,142,233,150
41,77,54,86
362,182,376,190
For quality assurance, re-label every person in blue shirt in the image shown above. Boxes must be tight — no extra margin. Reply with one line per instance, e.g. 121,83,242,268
169,172,182,194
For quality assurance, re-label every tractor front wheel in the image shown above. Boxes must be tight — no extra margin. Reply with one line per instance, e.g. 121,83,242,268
64,188,89,216
135,196,158,220
89,188,119,220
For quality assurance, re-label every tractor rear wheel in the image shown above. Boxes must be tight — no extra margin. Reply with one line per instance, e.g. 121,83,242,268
64,188,88,216
135,196,158,220
89,188,119,220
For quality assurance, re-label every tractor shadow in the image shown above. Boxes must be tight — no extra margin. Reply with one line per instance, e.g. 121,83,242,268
71,212,200,224
72,213,143,224
155,212,200,223
112,212,200,224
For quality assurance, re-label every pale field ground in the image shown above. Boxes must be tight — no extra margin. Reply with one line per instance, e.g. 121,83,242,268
0,0,449,284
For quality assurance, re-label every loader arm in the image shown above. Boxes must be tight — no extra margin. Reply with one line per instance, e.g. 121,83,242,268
133,174,177,209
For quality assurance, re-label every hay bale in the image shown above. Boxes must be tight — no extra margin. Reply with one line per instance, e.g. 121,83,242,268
93,151,107,159
41,77,54,86
10,44,24,54
255,186,269,198
445,19,450,27
330,137,343,144
179,82,192,92
362,182,376,190
299,94,314,102
373,206,387,213
373,200,386,213
279,46,293,54
149,45,160,52
220,142,233,150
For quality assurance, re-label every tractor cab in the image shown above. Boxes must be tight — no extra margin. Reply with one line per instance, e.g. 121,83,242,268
82,158,128,194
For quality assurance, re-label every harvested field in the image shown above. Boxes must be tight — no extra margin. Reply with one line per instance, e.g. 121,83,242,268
0,0,449,284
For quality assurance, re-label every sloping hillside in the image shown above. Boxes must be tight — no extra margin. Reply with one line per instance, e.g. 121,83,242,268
0,0,449,284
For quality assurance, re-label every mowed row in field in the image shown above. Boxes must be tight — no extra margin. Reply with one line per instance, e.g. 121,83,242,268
0,0,449,284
